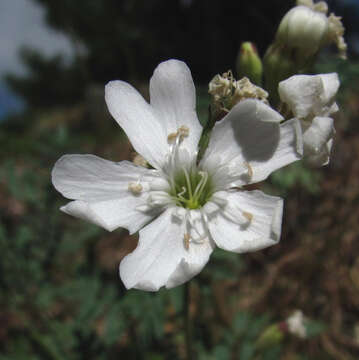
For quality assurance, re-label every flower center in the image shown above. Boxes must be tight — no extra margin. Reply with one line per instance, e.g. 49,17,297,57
169,168,213,209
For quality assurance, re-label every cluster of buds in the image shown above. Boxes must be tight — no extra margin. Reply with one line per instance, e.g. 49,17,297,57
276,0,346,61
263,0,347,105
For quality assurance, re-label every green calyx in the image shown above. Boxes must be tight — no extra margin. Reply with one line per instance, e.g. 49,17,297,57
236,41,263,86
169,168,213,209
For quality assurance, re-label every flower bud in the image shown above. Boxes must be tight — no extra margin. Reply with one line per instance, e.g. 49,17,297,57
276,5,329,60
255,324,285,350
236,42,263,86
275,0,347,62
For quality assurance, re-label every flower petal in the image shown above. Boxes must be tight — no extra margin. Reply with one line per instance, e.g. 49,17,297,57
246,118,303,183
208,190,283,253
105,80,168,168
306,138,333,166
303,116,334,154
278,73,339,119
279,74,323,118
303,116,334,166
150,60,202,156
202,99,282,166
319,73,340,107
52,154,161,233
201,99,302,187
119,208,214,291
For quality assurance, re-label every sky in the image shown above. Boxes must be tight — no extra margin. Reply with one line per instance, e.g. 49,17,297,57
0,0,73,78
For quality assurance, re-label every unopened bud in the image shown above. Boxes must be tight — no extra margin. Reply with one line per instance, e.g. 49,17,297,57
255,324,285,350
236,42,263,86
276,1,346,62
277,6,328,61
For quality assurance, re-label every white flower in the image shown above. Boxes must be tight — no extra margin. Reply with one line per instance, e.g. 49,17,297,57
52,60,303,291
278,72,339,166
286,310,307,339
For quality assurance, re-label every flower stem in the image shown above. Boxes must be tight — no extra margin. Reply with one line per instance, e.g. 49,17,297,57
184,281,193,359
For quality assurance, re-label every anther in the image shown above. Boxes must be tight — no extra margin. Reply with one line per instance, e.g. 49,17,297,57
242,211,253,222
193,171,208,199
132,154,148,168
184,233,191,250
178,125,189,139
244,162,253,178
128,182,143,195
167,131,178,144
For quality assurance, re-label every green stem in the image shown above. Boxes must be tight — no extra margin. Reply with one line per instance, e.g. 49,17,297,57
197,105,214,164
184,282,193,360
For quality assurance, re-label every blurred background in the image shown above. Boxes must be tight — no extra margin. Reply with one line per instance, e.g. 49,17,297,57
1,0,359,359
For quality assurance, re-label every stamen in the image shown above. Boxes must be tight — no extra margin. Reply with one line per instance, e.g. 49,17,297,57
193,171,208,199
132,154,148,168
177,186,187,202
183,167,193,199
178,125,189,139
183,233,191,250
128,182,143,195
167,131,178,144
244,162,253,178
168,125,189,145
242,211,253,222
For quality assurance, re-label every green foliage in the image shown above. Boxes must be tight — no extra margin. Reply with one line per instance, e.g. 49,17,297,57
197,311,281,360
0,143,302,359
269,162,322,195
2,3,350,352
0,84,334,358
